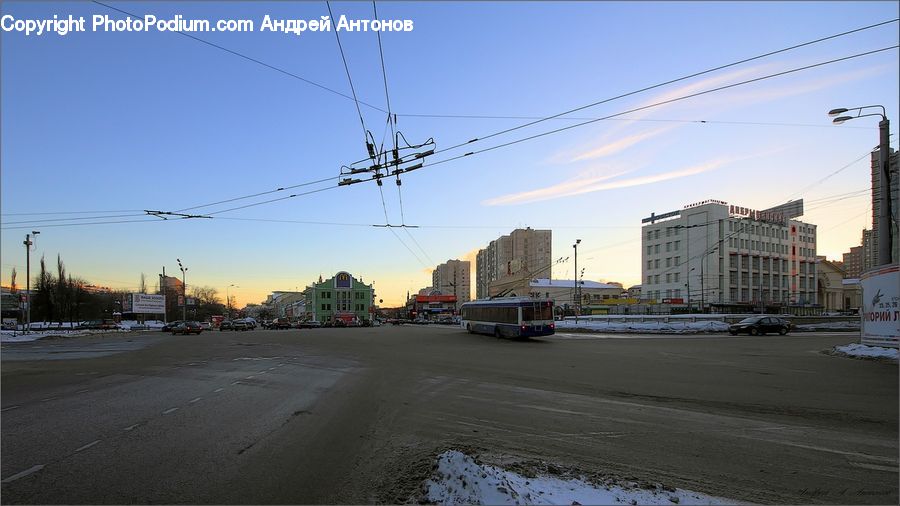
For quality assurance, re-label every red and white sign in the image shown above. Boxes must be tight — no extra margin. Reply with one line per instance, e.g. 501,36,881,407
860,264,899,349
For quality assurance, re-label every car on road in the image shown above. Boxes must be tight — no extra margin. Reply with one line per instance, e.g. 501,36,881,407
729,316,791,336
200,322,212,331
161,321,183,332
172,321,203,335
219,320,234,331
232,320,251,331
269,319,292,330
77,319,119,330
296,321,321,329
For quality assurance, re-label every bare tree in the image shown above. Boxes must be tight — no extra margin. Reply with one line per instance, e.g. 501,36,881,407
10,267,17,293
139,273,147,294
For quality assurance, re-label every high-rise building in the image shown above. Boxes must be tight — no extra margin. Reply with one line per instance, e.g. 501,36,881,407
842,242,866,278
870,148,899,265
641,199,818,308
475,228,552,299
432,259,471,308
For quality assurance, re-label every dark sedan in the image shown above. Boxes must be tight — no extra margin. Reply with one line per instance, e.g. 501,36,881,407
161,321,183,332
172,321,203,335
729,316,791,336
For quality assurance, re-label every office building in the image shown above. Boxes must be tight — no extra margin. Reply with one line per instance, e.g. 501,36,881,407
641,199,818,310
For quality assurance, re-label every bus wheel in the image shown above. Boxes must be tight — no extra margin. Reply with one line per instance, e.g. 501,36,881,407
467,324,473,334
494,327,502,338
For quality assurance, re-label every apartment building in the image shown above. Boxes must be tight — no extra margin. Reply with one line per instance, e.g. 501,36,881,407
475,228,552,299
432,259,471,308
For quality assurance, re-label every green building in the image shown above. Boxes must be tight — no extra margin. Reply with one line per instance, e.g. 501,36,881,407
304,271,375,324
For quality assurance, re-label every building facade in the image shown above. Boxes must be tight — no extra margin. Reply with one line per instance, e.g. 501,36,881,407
303,271,374,324
432,259,471,308
842,243,866,278
816,257,847,312
641,199,818,310
475,228,552,299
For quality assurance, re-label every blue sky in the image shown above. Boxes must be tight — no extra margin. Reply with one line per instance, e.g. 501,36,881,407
2,1,898,307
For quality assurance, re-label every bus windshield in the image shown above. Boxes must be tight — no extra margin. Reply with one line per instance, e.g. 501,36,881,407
522,302,553,322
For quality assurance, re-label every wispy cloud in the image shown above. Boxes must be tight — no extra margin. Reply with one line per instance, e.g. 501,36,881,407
568,126,674,163
484,159,730,206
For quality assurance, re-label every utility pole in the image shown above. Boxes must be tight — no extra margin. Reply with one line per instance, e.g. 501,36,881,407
23,231,39,331
177,259,187,321
573,239,581,323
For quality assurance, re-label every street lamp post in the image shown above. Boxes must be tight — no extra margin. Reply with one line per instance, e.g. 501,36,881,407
227,284,239,319
23,231,39,331
177,258,188,321
830,105,893,265
573,239,581,323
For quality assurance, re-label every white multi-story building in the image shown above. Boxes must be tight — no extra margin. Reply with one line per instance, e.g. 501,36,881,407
641,199,818,309
432,259,471,308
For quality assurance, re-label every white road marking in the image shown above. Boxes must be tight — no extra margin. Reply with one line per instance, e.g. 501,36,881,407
1,465,44,484
231,381,241,385
162,407,178,415
1,405,20,412
848,461,899,473
214,388,224,393
246,375,255,379
40,397,57,402
188,397,202,404
123,424,139,432
74,440,101,453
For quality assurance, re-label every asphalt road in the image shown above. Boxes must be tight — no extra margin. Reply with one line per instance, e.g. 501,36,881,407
1,327,896,504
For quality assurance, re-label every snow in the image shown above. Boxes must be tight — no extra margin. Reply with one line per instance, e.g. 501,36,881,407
833,343,899,361
1,330,88,342
426,450,734,505
795,321,860,331
555,320,730,334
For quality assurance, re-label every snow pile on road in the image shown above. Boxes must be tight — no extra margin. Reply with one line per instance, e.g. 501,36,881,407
1,330,88,342
795,321,860,331
119,320,165,330
833,343,898,361
425,450,733,505
555,320,730,334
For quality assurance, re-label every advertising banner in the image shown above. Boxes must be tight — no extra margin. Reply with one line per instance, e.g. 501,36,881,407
132,293,166,314
860,264,899,348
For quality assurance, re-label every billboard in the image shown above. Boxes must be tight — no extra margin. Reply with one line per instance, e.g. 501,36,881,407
132,293,166,314
860,264,899,349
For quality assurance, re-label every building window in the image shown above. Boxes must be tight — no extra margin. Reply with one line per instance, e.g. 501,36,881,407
654,230,660,239
674,272,680,282
666,242,671,252
647,245,653,255
666,258,671,268
674,241,680,251
654,244,660,254
654,259,660,269
647,260,653,270
666,273,671,283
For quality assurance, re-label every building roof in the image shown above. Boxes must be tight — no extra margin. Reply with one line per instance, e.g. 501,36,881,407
530,278,621,289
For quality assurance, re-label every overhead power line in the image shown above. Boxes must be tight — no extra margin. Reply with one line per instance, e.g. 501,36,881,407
91,0,388,114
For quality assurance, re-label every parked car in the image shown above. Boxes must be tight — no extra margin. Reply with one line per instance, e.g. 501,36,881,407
219,320,234,331
298,320,322,329
200,322,212,330
77,319,119,330
232,320,251,331
161,321,183,332
172,321,203,335
729,316,791,336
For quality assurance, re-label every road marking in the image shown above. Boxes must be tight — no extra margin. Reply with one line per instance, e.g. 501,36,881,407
849,461,899,473
188,397,202,404
231,381,241,385
40,397,58,402
246,375,255,379
162,407,178,415
214,388,224,393
75,389,90,394
123,424,139,432
1,405,20,412
2,465,44,484
74,440,100,453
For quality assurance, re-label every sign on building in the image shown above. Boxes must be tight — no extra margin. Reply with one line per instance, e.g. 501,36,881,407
860,264,899,349
132,293,166,314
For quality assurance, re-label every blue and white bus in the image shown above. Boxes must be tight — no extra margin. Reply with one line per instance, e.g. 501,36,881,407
460,297,555,338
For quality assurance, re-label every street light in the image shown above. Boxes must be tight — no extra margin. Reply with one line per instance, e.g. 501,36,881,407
227,284,239,318
829,105,892,265
573,239,581,323
23,231,39,331
177,258,188,321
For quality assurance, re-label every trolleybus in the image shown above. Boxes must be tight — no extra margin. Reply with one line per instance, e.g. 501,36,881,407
460,297,555,339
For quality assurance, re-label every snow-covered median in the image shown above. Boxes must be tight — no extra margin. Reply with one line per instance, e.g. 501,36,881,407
425,450,734,505
555,320,730,334
1,330,89,342
832,343,898,361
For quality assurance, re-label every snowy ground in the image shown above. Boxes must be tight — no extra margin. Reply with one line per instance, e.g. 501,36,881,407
424,450,735,505
555,320,730,334
1,330,89,342
795,321,860,332
832,343,898,361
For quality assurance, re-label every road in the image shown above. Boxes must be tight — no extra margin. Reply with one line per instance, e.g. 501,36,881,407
1,327,896,504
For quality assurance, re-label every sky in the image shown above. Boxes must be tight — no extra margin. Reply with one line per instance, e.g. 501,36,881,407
1,1,898,308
